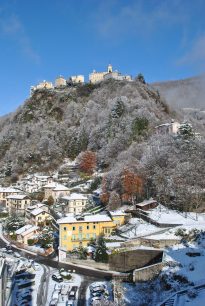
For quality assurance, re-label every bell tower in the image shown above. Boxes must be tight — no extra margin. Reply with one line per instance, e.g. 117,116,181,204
107,64,113,73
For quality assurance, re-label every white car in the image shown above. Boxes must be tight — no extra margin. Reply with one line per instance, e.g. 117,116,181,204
14,252,21,258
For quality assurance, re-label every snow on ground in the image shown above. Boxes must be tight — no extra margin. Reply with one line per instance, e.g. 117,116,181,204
8,258,44,306
46,268,82,306
177,289,205,306
123,232,205,306
119,218,159,239
148,205,205,225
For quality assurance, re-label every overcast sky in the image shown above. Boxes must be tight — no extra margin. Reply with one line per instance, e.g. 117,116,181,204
0,0,205,115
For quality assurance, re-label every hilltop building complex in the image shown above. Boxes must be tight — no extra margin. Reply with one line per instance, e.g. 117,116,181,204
89,64,132,83
30,64,132,95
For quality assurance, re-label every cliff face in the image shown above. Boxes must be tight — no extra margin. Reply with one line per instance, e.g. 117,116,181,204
152,74,205,110
0,79,174,180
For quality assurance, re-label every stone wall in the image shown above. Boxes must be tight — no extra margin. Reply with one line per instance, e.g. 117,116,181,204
122,237,180,249
109,249,163,272
133,262,164,282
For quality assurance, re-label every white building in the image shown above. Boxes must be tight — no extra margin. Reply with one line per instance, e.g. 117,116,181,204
155,121,180,135
61,193,88,214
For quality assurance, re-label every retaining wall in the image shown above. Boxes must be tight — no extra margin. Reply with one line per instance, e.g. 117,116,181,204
133,262,164,282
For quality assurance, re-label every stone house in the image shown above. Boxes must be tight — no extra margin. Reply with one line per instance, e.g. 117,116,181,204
6,194,31,215
0,187,22,206
44,183,70,202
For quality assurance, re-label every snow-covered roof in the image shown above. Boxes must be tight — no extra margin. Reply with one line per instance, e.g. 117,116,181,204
34,175,50,179
44,182,57,188
0,187,22,193
44,182,69,191
136,198,157,207
110,210,126,216
6,194,29,200
62,193,87,201
21,225,38,237
16,224,33,235
57,213,112,224
53,184,69,191
30,208,48,216
155,123,171,128
26,203,46,211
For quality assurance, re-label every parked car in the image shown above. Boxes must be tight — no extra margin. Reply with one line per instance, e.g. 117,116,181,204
14,252,21,258
52,274,63,282
68,290,76,300
6,249,13,254
91,286,105,294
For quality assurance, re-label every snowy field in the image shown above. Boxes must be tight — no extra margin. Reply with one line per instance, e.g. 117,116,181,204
148,205,205,225
118,218,159,239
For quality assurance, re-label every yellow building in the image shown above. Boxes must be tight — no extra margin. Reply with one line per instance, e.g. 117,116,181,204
89,64,113,84
30,81,53,95
70,75,84,84
110,210,127,226
58,213,124,251
55,76,67,87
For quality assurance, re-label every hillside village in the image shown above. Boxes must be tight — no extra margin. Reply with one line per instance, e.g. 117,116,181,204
0,117,205,305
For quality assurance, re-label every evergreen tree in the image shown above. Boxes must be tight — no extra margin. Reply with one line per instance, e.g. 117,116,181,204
111,99,125,119
94,235,109,263
136,73,146,84
178,122,194,140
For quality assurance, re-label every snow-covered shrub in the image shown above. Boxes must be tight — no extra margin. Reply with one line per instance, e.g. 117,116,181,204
187,288,198,299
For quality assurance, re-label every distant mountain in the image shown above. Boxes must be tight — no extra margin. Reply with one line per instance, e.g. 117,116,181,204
152,74,205,110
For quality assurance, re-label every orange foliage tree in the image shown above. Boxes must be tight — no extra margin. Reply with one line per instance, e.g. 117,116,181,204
78,150,97,175
121,168,143,204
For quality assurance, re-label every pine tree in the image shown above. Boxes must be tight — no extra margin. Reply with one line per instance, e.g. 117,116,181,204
178,122,194,140
136,73,146,84
94,235,109,263
111,99,125,119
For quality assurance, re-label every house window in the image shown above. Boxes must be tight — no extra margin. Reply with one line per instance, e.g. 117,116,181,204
64,235,67,240
93,225,96,229
79,226,83,232
64,227,67,231
87,225,89,230
72,235,76,240
72,226,75,231
93,233,96,239
78,234,82,240
86,233,90,239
